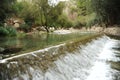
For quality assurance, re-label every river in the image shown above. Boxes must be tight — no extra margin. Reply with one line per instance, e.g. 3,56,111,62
0,33,120,80
0,32,95,59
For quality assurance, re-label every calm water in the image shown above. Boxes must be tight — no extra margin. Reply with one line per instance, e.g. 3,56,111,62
0,32,95,58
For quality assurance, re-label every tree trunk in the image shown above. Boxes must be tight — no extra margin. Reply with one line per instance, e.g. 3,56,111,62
44,26,49,33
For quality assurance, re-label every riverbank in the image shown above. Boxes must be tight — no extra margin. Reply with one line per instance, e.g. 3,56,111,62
80,26,120,36
53,29,80,34
53,26,120,36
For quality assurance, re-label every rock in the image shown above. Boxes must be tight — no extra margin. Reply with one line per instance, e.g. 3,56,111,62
14,23,20,28
0,47,5,59
53,30,72,34
0,53,3,60
0,47,5,52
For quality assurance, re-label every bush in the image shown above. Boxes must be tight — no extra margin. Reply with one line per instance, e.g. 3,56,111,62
73,21,85,29
86,18,98,27
86,13,98,27
58,14,73,28
0,26,17,36
0,27,9,36
19,24,31,32
6,27,17,36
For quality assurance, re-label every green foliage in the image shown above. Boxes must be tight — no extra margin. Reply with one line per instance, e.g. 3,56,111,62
76,0,87,16
14,1,41,26
1,0,120,32
9,0,74,32
0,0,16,23
86,13,97,27
0,26,17,36
57,14,72,28
6,26,17,36
19,24,31,32
34,0,50,25
0,27,9,36
74,0,120,27
13,1,24,16
90,0,120,26
35,17,42,26
73,21,84,28
66,0,88,28
47,2,65,27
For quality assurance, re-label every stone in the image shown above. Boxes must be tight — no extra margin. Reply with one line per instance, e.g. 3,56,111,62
14,23,20,28
0,47,5,52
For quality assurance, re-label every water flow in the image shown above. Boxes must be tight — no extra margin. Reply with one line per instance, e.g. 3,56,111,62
44,36,120,80
0,36,120,80
86,37,120,80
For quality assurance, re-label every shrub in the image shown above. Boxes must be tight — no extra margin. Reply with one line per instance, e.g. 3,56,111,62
86,18,98,27
86,13,98,27
58,14,73,28
0,26,17,36
6,26,17,36
73,21,85,29
0,27,9,36
19,24,31,32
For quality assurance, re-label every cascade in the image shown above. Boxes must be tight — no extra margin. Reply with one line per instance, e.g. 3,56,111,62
0,36,120,80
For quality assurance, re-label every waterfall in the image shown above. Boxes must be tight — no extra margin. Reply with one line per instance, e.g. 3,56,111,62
0,36,120,80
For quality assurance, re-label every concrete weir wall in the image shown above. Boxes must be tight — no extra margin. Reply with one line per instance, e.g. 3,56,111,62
0,34,101,79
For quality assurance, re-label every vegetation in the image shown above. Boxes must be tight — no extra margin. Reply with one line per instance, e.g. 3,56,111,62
0,0,120,36
0,26,17,36
0,0,16,24
88,0,120,27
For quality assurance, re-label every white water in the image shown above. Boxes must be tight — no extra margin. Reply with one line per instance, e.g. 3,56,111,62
46,36,119,80
43,36,120,80
86,39,120,80
2,36,120,80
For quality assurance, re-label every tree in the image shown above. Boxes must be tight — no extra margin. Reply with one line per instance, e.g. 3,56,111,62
13,0,66,32
33,0,51,32
75,0,120,27
0,0,16,25
47,2,65,28
76,0,87,16
90,0,120,26
33,0,66,32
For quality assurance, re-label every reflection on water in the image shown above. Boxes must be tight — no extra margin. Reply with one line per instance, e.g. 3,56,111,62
0,33,95,58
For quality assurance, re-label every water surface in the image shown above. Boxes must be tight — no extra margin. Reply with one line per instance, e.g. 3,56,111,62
0,32,95,58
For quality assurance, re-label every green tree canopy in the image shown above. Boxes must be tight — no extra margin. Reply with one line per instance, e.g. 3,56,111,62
0,0,16,24
90,0,120,26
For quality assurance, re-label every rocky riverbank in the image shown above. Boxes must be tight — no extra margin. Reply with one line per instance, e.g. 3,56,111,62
53,29,80,34
53,26,120,36
80,26,120,36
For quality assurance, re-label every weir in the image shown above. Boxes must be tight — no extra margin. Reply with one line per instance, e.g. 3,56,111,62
0,35,120,80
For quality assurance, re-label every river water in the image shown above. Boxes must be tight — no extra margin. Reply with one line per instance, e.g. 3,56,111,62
0,33,94,58
0,34,120,80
